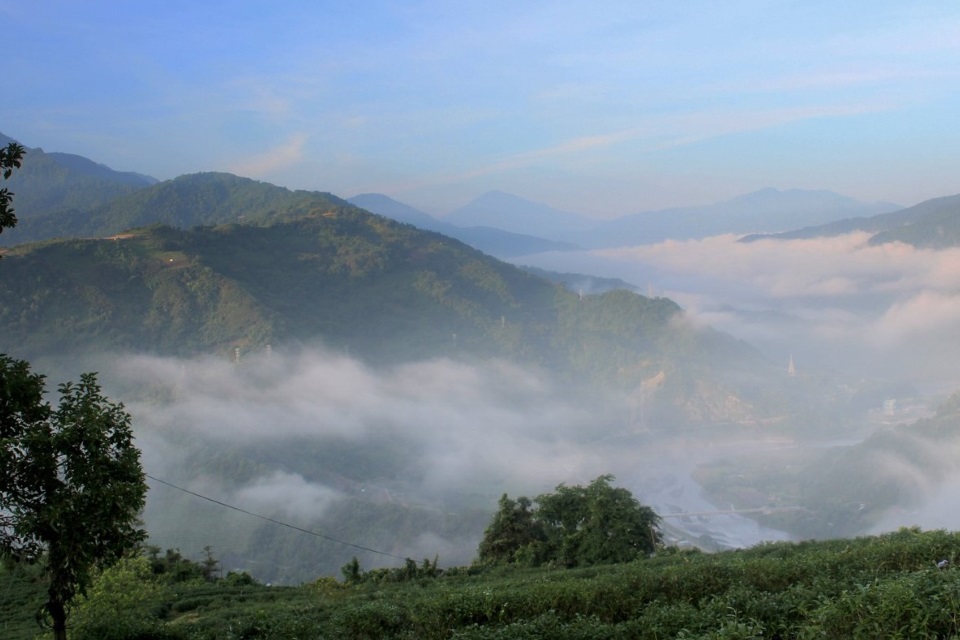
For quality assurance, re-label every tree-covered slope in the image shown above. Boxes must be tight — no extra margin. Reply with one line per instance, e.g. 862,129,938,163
0,201,768,397
7,172,349,244
0,132,156,243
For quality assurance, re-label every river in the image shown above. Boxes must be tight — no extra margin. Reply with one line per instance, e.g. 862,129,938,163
614,435,796,550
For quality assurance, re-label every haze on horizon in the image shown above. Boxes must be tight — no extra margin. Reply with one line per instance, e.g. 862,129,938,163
3,1,960,217
7,1,960,585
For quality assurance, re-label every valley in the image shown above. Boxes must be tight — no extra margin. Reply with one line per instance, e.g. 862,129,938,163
2,132,960,588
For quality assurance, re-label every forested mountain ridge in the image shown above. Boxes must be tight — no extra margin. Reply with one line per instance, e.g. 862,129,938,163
0,132,156,242
4,171,347,245
0,199,783,425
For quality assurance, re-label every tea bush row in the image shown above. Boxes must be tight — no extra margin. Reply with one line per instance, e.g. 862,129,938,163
50,528,960,640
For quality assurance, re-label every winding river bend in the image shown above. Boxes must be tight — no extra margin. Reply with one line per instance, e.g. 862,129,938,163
617,435,795,550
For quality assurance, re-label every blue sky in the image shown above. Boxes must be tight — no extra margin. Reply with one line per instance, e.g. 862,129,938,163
3,1,959,217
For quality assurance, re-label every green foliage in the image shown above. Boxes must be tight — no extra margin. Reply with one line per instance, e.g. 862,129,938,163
0,141,25,234
477,476,661,569
477,495,545,566
0,356,147,639
340,555,442,586
7,527,960,639
144,546,214,583
341,556,362,584
0,558,46,640
70,556,169,640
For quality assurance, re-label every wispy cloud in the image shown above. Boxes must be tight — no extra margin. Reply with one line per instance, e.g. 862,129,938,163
566,232,960,386
233,472,343,524
406,99,893,195
866,291,960,348
228,133,308,177
224,78,292,120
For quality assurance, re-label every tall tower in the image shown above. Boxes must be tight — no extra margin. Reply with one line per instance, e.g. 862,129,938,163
787,354,796,377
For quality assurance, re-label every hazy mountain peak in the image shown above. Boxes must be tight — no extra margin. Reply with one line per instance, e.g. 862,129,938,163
725,187,862,209
444,190,593,238
348,193,437,223
349,192,583,258
470,189,536,205
574,187,903,248
350,192,405,206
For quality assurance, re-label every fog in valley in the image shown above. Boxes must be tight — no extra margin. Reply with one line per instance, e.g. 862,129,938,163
518,231,960,391
95,349,641,579
83,214,960,583
9,7,960,639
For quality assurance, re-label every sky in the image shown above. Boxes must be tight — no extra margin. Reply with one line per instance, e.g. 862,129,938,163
3,1,960,218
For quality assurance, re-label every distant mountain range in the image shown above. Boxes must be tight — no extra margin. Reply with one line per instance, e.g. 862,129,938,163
0,131,911,256
444,190,595,237
741,192,960,249
582,188,901,247
869,194,960,248
368,184,960,253
354,188,902,252
348,193,581,258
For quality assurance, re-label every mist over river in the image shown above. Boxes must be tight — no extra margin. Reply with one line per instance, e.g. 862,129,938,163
618,435,798,550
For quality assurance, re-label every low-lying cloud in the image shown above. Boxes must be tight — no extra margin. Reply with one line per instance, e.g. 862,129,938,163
87,338,960,581
233,472,343,523
87,230,960,578
106,350,630,570
520,233,960,388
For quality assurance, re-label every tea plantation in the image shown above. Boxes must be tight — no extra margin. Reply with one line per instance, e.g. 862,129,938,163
5,527,960,639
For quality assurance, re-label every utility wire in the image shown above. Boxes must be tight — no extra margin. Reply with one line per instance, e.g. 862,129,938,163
145,474,408,561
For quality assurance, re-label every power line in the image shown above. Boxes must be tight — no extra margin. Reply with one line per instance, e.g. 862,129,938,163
145,474,408,561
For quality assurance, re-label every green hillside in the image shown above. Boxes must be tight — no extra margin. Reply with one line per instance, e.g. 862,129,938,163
0,132,155,244
0,193,772,404
6,172,347,244
5,527,960,640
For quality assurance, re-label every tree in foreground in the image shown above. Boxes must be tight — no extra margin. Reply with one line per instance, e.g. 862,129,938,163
0,140,25,233
476,494,545,565
0,355,147,640
477,475,661,568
